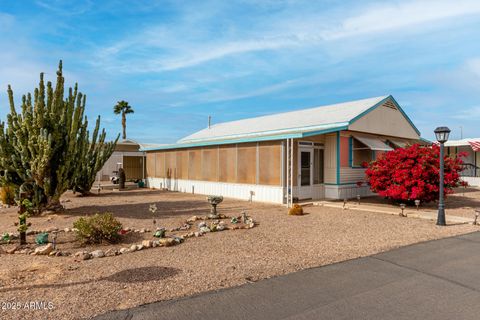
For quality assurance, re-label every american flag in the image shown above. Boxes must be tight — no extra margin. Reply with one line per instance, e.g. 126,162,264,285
468,141,480,152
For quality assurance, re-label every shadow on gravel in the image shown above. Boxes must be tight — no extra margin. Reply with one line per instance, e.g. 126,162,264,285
105,266,180,283
0,266,180,292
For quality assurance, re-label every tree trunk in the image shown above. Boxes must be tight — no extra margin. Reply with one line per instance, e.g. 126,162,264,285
122,112,126,140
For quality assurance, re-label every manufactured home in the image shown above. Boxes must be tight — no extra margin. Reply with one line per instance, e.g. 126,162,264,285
444,138,480,187
143,95,423,204
97,139,146,182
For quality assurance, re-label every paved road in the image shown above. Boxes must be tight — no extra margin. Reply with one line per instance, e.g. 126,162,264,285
95,232,480,320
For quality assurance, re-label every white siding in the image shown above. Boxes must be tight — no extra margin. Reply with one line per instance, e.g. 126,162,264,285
147,177,283,204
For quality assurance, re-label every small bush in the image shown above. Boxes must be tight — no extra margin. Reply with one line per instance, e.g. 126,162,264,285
288,204,304,216
0,185,16,206
73,213,123,244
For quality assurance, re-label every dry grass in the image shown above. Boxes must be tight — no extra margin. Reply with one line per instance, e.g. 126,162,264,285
0,189,478,320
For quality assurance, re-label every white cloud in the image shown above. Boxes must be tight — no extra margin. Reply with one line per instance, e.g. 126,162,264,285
323,0,480,40
92,0,480,74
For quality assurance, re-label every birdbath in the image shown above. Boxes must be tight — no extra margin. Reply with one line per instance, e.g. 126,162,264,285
207,195,223,219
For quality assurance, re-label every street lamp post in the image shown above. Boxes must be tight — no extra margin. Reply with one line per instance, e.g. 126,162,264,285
434,126,451,226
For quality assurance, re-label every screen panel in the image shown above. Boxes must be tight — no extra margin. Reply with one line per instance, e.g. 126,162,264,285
258,141,281,185
219,145,237,183
237,143,257,184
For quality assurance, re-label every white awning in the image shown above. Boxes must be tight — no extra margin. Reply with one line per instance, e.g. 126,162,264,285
388,139,409,148
353,135,394,151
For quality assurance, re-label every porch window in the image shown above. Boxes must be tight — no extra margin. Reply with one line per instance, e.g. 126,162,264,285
351,135,393,167
313,148,324,184
352,139,372,167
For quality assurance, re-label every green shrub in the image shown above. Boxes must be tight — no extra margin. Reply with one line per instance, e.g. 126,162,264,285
0,185,16,206
73,213,123,244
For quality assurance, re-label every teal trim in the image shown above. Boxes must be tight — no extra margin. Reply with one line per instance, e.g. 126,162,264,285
348,137,353,167
348,95,421,136
301,125,348,137
336,132,341,184
141,132,303,151
419,137,432,144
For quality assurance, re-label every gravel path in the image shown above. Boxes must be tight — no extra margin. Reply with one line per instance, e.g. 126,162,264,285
0,189,478,320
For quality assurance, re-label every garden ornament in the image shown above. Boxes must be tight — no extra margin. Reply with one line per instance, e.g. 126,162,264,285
207,195,223,218
35,233,49,245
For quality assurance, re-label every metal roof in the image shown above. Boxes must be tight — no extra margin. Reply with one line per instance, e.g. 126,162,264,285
143,95,419,151
445,138,480,147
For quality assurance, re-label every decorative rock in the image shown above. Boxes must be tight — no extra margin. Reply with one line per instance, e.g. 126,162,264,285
34,243,54,255
74,251,87,257
194,232,202,237
46,227,59,232
90,250,105,258
142,240,153,248
134,229,140,233
186,216,198,223
129,244,137,252
81,252,92,260
119,248,129,254
7,246,18,254
198,221,207,229
159,238,176,247
64,228,70,233
152,240,159,247
200,226,210,233
136,245,144,251
140,228,146,233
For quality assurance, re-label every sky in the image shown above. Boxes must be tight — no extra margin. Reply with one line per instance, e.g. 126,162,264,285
0,0,480,143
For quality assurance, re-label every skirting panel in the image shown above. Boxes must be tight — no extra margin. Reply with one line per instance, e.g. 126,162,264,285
324,184,374,200
147,177,284,204
462,177,480,187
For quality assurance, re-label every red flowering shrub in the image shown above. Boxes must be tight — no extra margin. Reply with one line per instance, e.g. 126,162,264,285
365,144,464,203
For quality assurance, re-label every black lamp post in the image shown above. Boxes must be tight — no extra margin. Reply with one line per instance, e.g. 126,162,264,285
434,126,451,226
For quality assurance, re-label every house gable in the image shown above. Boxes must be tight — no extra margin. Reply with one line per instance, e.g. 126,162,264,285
347,96,420,140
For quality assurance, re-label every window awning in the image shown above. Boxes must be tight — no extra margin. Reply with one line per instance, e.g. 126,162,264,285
388,139,409,148
353,135,394,151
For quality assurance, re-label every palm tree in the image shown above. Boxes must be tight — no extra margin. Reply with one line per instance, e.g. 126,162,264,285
113,100,134,140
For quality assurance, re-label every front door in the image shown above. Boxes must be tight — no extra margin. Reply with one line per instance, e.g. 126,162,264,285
298,148,313,199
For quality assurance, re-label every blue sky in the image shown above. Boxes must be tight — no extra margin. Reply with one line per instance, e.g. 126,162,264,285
1,0,480,143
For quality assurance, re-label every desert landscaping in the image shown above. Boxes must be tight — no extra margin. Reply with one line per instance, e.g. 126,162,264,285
1,188,479,320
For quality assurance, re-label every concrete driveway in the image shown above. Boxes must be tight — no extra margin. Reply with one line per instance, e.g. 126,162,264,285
94,232,480,320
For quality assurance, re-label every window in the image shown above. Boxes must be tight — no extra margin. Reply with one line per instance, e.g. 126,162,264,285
352,138,372,167
313,148,324,184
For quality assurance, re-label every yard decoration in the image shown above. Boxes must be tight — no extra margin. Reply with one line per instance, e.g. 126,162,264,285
0,61,118,211
365,144,464,203
149,203,158,227
18,196,34,244
118,168,126,190
207,195,223,218
288,204,304,215
35,233,49,245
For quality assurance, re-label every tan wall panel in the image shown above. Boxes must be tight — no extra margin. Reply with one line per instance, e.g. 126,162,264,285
188,149,202,180
202,148,218,181
259,141,281,185
219,145,236,183
165,151,176,178
155,152,165,178
176,150,188,179
237,143,257,184
146,153,156,178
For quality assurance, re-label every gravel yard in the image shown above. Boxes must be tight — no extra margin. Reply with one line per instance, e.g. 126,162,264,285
0,189,478,320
